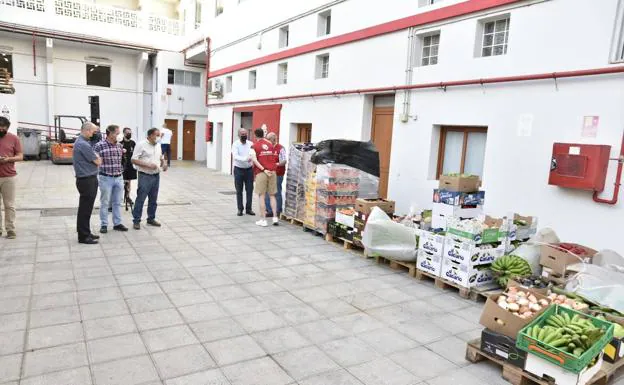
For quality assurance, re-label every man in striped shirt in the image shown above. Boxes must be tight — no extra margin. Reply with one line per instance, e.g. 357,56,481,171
93,125,129,234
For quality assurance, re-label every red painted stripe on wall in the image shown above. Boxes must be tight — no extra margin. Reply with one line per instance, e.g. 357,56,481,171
209,0,524,77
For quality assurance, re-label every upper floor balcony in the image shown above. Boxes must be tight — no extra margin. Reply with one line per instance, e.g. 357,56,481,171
0,0,205,51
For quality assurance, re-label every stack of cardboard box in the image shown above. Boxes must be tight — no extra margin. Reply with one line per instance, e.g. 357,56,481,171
432,175,484,230
539,243,596,284
283,144,316,221
313,165,361,234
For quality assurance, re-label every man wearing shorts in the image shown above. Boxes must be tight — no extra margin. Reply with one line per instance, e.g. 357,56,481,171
250,128,278,227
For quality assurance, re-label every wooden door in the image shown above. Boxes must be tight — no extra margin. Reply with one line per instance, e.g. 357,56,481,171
297,124,312,142
164,119,178,161
371,107,394,198
182,120,196,161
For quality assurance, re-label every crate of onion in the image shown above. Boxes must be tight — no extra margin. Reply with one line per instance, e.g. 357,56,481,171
480,282,552,339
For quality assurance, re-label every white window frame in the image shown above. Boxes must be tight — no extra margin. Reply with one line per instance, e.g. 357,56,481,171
279,25,289,48
315,54,330,79
225,76,232,93
168,69,201,87
248,70,257,90
610,0,624,63
476,15,510,58
318,10,331,37
277,63,288,85
420,33,440,66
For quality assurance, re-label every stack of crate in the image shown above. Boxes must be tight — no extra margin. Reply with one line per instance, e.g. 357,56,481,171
313,164,360,234
284,144,315,221
0,68,15,94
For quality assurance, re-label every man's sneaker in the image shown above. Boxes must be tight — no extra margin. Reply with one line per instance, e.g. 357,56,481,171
147,219,161,227
113,224,129,232
100,227,108,234
133,223,141,230
272,217,279,226
255,219,268,227
6,231,16,239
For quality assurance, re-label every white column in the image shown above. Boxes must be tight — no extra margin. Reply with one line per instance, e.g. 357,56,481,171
136,52,148,139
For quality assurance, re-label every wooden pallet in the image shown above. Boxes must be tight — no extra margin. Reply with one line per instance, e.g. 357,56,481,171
375,256,417,277
325,233,364,251
465,339,623,385
414,268,501,301
280,214,305,226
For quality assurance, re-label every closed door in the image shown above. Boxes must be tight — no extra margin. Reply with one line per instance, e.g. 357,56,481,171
164,119,178,160
297,124,312,142
371,107,394,198
182,120,196,160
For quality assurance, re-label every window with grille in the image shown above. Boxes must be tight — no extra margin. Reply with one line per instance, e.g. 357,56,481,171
481,17,510,57
0,53,13,78
318,10,331,37
437,126,488,178
315,54,329,79
195,0,202,29
278,63,288,85
279,26,289,48
248,70,257,90
421,34,440,66
225,76,232,93
167,69,201,87
86,64,111,87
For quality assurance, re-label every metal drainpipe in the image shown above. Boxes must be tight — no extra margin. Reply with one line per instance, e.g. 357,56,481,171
402,27,416,122
592,132,624,205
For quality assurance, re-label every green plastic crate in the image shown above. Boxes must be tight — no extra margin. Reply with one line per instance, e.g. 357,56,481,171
516,304,614,373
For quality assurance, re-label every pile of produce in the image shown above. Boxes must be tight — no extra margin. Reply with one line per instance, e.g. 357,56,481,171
547,290,590,311
527,312,607,357
491,255,532,286
515,275,549,290
595,315,624,339
557,243,591,256
496,286,550,319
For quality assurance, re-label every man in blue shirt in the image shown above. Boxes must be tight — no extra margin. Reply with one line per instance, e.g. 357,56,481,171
231,128,255,216
73,122,102,244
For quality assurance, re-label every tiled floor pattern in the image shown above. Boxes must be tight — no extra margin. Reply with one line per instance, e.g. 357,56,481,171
2,161,623,385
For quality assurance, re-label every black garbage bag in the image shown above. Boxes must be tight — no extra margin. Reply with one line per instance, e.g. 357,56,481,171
310,140,380,177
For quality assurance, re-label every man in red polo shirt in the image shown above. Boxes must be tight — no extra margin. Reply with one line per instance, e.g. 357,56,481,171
250,128,278,227
0,117,23,239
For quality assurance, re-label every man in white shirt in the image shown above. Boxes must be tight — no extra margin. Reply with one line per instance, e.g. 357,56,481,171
131,128,168,230
160,125,173,167
231,128,255,216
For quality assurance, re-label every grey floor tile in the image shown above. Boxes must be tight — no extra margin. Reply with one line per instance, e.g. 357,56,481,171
127,293,173,313
165,368,231,385
298,369,365,385
77,287,122,306
143,325,198,352
0,354,21,383
348,357,420,385
392,320,451,345
257,292,302,309
168,290,214,307
309,298,359,317
208,285,250,301
80,300,129,320
120,283,164,299
220,296,269,316
331,313,384,334
0,312,27,332
20,367,92,385
465,361,514,385
92,354,159,385
87,333,147,363
178,302,228,323
115,272,155,286
390,347,458,381
289,287,335,302
159,279,203,295
205,335,266,366
455,328,483,343
320,336,380,367
424,367,486,385
234,310,287,333
152,344,216,380
272,304,322,325
0,330,25,355
242,281,283,296
222,357,293,385
23,342,89,378
32,292,78,309
29,306,81,328
190,318,246,343
84,314,137,340
251,326,312,354
426,336,472,367
28,322,84,350
134,308,185,331
273,346,339,380
295,319,350,344
429,313,480,335
356,328,419,355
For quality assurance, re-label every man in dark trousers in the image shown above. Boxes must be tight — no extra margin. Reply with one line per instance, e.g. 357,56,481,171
73,122,102,244
231,128,254,216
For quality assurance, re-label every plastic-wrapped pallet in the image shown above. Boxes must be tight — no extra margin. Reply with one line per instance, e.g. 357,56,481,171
284,144,316,221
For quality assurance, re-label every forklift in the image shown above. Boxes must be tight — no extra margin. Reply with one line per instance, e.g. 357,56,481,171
49,115,88,164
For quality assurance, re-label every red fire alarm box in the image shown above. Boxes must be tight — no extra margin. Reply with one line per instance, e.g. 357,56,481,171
205,121,213,142
548,142,611,191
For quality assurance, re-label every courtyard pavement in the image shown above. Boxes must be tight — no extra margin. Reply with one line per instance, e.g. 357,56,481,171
1,161,620,385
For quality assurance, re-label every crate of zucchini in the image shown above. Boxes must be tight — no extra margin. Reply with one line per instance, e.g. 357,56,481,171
517,304,614,373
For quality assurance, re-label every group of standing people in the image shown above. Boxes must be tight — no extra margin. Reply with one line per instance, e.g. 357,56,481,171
231,127,286,227
73,123,168,244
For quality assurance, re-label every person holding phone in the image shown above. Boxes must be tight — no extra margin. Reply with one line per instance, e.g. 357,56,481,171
0,116,23,239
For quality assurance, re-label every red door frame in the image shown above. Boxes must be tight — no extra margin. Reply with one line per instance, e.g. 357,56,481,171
229,104,282,174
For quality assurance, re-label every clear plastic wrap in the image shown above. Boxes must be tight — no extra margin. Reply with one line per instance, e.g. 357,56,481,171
361,207,418,262
566,262,624,314
512,228,561,275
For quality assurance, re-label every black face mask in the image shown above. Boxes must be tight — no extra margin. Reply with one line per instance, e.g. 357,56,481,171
125,133,131,139
240,135,247,142
0,130,7,138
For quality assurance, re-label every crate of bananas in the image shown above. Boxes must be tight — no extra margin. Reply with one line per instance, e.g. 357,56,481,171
516,304,614,373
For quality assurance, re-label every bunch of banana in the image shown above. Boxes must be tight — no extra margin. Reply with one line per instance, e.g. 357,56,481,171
491,255,532,286
526,312,606,357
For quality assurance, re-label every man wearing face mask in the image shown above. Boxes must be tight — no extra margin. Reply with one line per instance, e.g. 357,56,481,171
121,127,137,208
231,128,254,216
93,125,128,234
0,116,23,239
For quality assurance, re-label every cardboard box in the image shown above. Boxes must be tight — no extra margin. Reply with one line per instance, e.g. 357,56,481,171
431,214,447,231
416,250,442,277
355,198,395,216
447,216,507,244
508,214,538,241
480,328,527,369
439,174,481,192
540,243,597,276
479,286,551,338
441,257,494,288
525,352,603,385
508,278,549,296
335,210,355,228
432,202,483,219
444,237,506,267
604,336,624,363
418,231,445,257
433,189,485,206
